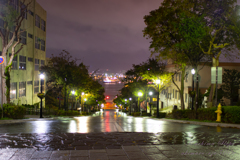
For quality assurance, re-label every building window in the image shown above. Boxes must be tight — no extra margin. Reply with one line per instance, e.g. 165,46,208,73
28,57,33,62
35,59,39,70
28,33,33,39
28,10,34,16
179,92,181,100
41,39,45,51
27,81,32,85
185,93,188,103
179,73,181,81
20,3,27,19
19,55,26,70
175,90,177,99
35,36,40,49
34,80,39,93
9,53,18,70
172,89,174,98
0,19,6,37
10,82,17,99
20,30,27,44
9,0,19,12
41,19,46,31
41,60,45,66
41,79,45,92
19,81,26,97
175,74,177,81
35,14,40,28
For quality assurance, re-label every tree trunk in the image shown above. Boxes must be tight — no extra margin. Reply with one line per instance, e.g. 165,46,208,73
1,59,7,104
180,67,186,110
207,57,219,108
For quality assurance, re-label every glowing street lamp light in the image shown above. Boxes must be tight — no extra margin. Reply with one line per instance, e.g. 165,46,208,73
39,73,45,118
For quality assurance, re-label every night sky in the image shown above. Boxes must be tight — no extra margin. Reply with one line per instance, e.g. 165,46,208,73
36,0,240,73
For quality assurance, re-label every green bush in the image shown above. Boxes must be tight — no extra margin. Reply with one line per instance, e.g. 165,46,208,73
0,104,26,119
197,107,217,121
159,112,167,118
222,106,240,124
81,111,91,115
141,112,150,116
133,112,141,116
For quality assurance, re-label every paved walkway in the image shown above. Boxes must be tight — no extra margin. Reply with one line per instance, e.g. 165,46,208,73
0,144,239,160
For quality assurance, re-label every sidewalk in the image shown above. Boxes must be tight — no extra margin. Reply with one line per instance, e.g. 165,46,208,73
159,118,240,129
0,144,239,160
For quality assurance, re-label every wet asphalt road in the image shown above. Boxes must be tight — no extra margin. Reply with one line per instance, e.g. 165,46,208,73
0,110,240,150
0,110,239,134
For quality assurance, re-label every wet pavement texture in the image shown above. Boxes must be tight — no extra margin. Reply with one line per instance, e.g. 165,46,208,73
1,145,240,160
0,110,239,152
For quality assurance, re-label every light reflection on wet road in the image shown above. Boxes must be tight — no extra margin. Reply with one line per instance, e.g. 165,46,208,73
0,110,239,134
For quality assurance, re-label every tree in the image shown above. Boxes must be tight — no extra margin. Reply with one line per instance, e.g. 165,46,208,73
41,50,105,111
0,0,32,105
143,0,208,110
221,69,240,106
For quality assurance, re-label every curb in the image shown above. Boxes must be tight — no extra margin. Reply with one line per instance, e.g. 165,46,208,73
159,118,240,129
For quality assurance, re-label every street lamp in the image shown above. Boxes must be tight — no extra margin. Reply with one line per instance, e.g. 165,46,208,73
191,69,195,110
71,90,75,110
81,92,84,111
138,92,143,112
129,97,132,115
39,73,45,118
125,99,127,111
149,91,153,116
156,79,160,118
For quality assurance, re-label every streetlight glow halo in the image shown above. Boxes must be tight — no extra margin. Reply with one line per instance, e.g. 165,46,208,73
191,69,195,75
40,73,45,79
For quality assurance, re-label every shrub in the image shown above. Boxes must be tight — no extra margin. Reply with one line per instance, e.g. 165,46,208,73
133,112,141,116
197,107,217,121
0,104,26,119
222,106,240,124
159,112,167,118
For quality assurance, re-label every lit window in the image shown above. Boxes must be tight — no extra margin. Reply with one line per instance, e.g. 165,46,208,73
10,82,17,99
19,82,26,97
19,55,26,70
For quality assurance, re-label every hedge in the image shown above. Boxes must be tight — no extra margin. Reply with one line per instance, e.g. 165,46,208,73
172,106,240,124
0,104,26,119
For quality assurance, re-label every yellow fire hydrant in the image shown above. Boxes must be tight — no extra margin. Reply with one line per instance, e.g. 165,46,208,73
215,103,222,122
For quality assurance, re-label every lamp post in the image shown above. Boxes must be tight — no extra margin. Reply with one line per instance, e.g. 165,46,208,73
191,69,195,110
129,97,132,115
149,91,153,116
81,92,84,111
71,90,75,110
125,99,127,111
39,73,44,118
156,79,160,118
138,92,143,112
